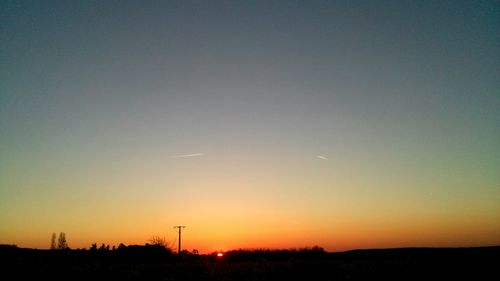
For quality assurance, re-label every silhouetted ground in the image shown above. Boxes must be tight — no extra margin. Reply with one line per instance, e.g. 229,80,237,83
0,245,498,281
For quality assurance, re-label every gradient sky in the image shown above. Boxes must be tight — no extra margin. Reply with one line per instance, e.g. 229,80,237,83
1,0,499,253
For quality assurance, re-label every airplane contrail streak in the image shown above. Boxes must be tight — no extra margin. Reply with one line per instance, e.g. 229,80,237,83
172,153,203,158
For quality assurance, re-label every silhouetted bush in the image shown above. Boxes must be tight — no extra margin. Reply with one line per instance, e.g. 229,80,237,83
217,246,327,262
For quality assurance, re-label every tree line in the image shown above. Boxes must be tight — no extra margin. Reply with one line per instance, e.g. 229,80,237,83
49,233,176,253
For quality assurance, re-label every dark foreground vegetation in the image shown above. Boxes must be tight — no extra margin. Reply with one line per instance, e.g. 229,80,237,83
1,244,498,281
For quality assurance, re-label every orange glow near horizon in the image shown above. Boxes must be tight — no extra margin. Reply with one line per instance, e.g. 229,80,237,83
3,197,499,254
1,168,500,253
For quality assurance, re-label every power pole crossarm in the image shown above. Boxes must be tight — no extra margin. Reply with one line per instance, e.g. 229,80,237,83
173,225,186,254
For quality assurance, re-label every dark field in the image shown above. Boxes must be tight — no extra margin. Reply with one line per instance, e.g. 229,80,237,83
1,245,498,281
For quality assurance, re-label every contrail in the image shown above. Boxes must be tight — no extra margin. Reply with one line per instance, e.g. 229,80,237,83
172,153,203,158
317,155,328,160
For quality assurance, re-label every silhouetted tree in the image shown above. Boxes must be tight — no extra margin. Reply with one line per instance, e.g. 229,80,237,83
99,243,108,251
57,232,68,249
50,232,56,250
149,236,170,249
90,243,97,251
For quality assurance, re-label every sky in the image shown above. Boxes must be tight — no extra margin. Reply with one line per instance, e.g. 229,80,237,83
1,0,499,253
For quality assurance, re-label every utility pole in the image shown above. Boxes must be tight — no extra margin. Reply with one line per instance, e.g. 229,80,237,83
173,225,186,254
